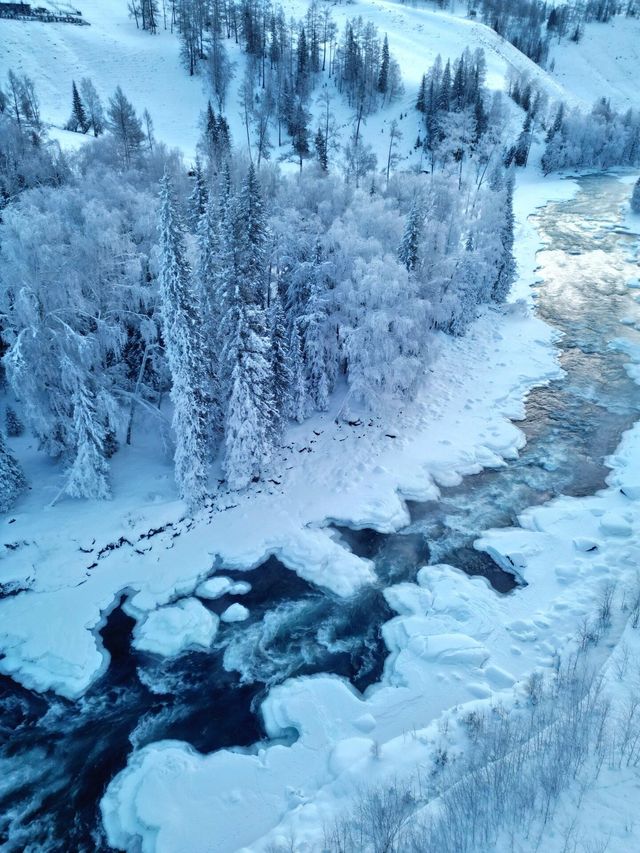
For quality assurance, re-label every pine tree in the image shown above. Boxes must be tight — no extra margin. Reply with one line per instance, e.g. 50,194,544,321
631,177,640,214
222,165,274,489
0,430,26,513
416,74,427,113
287,321,308,423
158,173,209,507
398,197,424,272
66,81,89,134
491,170,516,303
291,99,311,171
314,126,328,171
5,406,24,437
377,34,390,96
269,297,292,439
65,387,111,500
188,156,208,227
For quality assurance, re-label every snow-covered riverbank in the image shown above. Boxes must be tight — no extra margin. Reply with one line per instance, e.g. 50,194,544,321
0,171,573,700
99,174,640,853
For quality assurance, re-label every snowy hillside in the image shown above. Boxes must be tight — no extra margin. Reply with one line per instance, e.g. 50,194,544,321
0,0,603,161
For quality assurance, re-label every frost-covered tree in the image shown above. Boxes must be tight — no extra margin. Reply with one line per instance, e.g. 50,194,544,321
107,86,145,166
80,78,105,137
0,430,26,513
0,177,150,490
223,165,274,488
343,137,377,188
299,243,331,412
398,197,424,272
223,306,274,488
490,169,516,302
5,406,24,437
632,177,640,214
269,297,292,438
542,101,640,173
65,386,111,500
287,320,308,423
188,156,208,226
342,254,425,409
158,173,209,506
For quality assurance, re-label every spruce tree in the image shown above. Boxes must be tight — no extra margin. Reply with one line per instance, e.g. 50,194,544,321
377,34,390,96
188,156,208,227
288,321,308,424
196,167,234,442
158,173,209,507
416,74,427,113
0,430,26,513
65,387,110,500
223,165,274,489
314,127,328,172
491,170,516,303
398,198,424,272
291,100,311,171
631,177,640,214
5,406,24,437
269,297,292,439
66,81,89,134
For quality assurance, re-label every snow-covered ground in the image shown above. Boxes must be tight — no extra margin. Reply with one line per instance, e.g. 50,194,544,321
1,0,623,166
0,169,571,699
3,1,640,850
549,14,640,111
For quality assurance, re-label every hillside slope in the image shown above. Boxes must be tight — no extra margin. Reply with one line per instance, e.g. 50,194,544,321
0,0,599,162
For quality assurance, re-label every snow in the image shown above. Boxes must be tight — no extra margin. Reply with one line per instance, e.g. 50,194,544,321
99,169,640,850
0,218,566,697
0,0,208,153
195,576,251,599
96,171,581,851
549,15,640,111
132,598,219,657
0,0,593,171
2,0,640,848
219,603,249,623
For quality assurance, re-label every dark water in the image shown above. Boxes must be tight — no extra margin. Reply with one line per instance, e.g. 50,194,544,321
1,174,639,851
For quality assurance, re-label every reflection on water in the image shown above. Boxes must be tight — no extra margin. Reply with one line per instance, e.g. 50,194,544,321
1,174,639,851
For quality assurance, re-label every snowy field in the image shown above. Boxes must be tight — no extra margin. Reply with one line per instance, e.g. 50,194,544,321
2,1,640,851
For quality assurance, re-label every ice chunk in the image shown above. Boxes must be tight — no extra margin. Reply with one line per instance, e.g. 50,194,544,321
133,599,218,657
220,603,250,623
599,513,632,537
196,577,251,599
